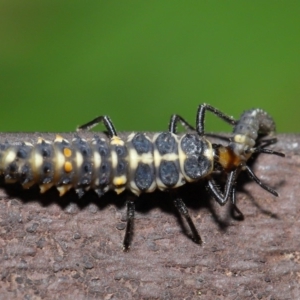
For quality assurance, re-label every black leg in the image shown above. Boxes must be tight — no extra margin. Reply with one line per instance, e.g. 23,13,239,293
196,103,237,136
169,104,237,135
248,147,285,157
173,197,202,244
230,183,237,206
206,170,237,206
230,184,244,219
258,137,278,147
169,114,196,134
77,115,117,138
123,199,135,251
245,165,278,196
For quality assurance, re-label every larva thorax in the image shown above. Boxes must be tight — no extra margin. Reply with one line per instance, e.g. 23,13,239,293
0,131,214,198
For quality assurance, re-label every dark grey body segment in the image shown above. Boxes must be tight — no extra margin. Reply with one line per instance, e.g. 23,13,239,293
181,134,212,179
159,160,179,187
135,163,154,191
132,133,152,154
155,132,176,155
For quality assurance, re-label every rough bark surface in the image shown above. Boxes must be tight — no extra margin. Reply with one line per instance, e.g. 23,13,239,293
0,133,299,300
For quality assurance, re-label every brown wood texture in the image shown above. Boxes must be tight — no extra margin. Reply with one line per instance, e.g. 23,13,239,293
0,133,299,299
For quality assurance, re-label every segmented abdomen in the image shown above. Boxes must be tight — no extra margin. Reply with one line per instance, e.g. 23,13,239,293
0,132,213,197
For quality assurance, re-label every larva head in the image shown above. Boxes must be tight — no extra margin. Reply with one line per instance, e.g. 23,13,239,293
179,134,214,182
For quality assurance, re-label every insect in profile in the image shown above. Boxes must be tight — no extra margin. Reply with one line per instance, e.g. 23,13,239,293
0,104,284,250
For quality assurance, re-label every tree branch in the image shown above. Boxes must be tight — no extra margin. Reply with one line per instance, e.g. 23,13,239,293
0,133,299,299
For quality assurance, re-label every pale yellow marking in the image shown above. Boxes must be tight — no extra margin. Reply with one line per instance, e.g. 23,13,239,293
113,175,127,186
203,141,214,174
115,187,125,194
204,140,213,161
54,135,64,143
4,150,16,164
93,151,101,169
39,183,53,193
111,151,118,169
110,136,124,146
55,151,65,168
91,137,106,145
34,152,43,169
234,134,247,144
128,181,141,196
75,151,83,168
37,137,44,144
163,153,178,161
234,134,255,147
63,148,72,157
57,185,72,196
153,149,162,168
126,132,135,141
52,147,65,183
128,146,153,171
128,179,157,195
93,151,102,186
128,148,139,170
129,151,154,168
140,153,153,164
146,181,157,193
37,138,51,144
24,142,33,146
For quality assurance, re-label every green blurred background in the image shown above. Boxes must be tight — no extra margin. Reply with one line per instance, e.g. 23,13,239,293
0,1,299,133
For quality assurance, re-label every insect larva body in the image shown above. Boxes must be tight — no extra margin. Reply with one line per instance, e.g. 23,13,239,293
0,132,213,198
0,104,284,250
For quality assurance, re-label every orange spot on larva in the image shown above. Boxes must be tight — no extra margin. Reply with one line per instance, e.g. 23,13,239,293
63,147,72,157
218,147,241,171
64,161,73,172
